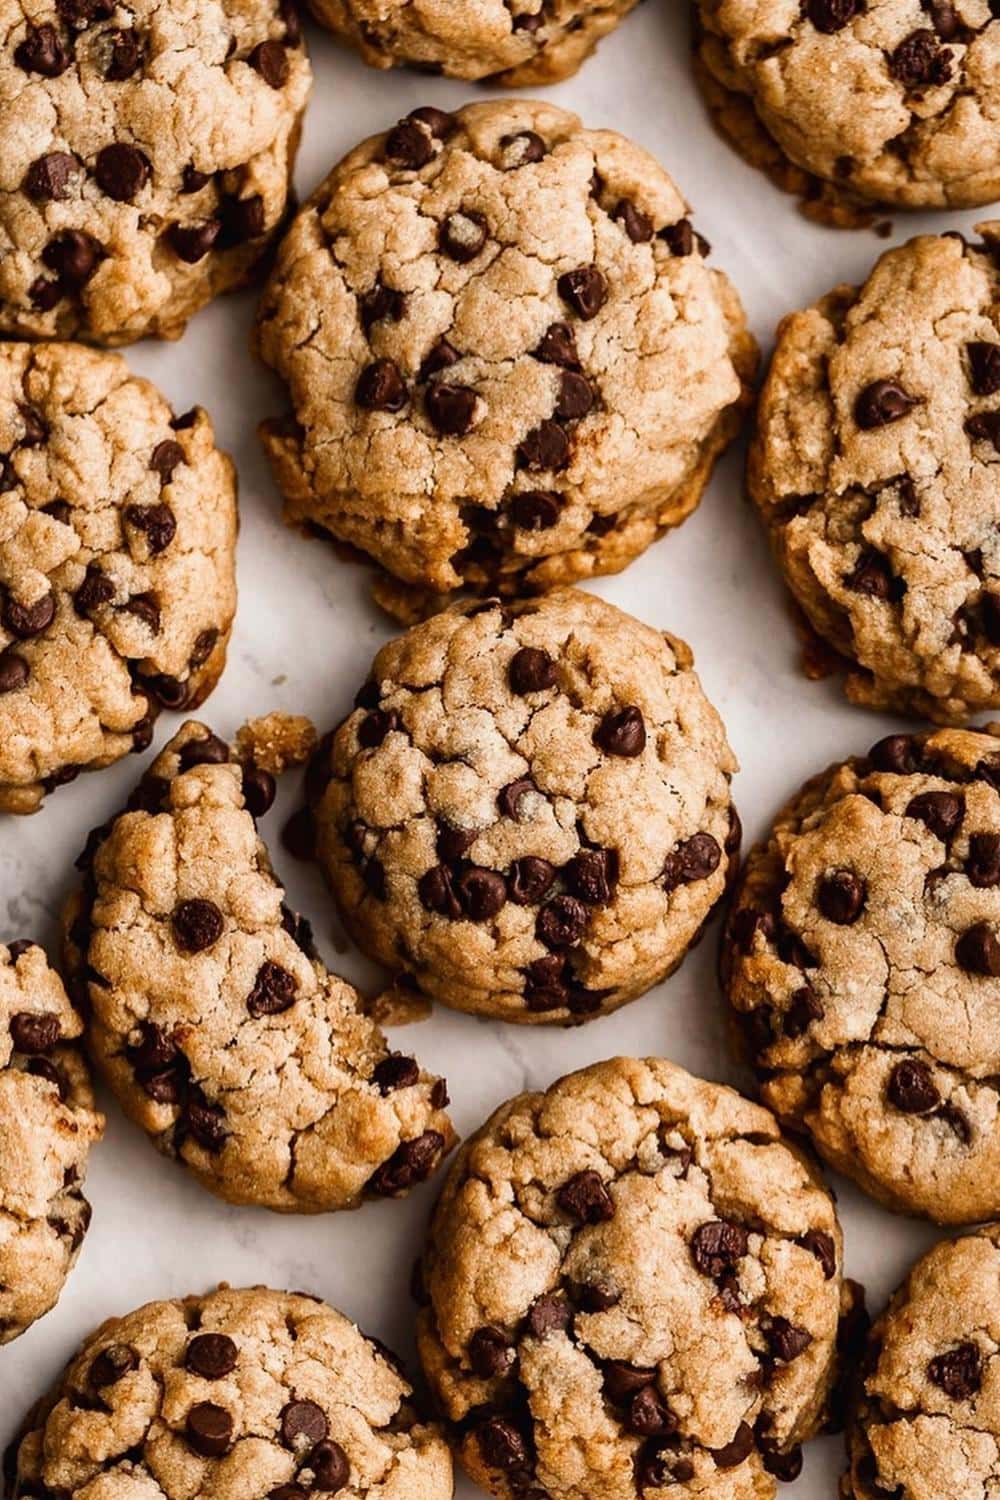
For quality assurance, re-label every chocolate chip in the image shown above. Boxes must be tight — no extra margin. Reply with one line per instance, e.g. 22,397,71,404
690,1221,748,1278
182,1092,227,1151
846,547,903,600
711,1422,754,1469
759,1441,803,1483
367,1130,444,1195
967,831,1000,887
554,371,595,421
94,143,150,202
385,118,435,169
921,0,960,38
536,894,587,949
425,382,478,435
855,380,919,429
594,706,645,757
511,9,544,29
185,1333,238,1379
887,1058,940,1114
418,337,459,380
927,1342,981,1399
250,38,289,87
126,502,177,554
511,490,562,530
526,1294,570,1338
577,1281,620,1312
766,1318,812,1363
17,406,47,447
517,419,570,471
182,164,210,193
126,1021,180,1080
6,940,37,960
804,0,860,31
968,342,1000,397
281,1399,328,1448
105,27,143,78
627,1386,675,1438
217,193,265,245
456,867,507,921
42,229,101,286
90,1343,139,1387
57,0,112,24
509,646,556,694
637,1441,694,1491
660,218,707,256
73,565,114,616
508,857,556,905
477,1415,528,1472
557,1168,614,1223
29,277,64,311
246,961,297,1018
309,1439,350,1491
612,199,654,243
798,1229,837,1279
360,281,405,335
497,777,536,820
890,27,952,86
3,589,55,640
419,865,462,919
499,130,546,169
10,1012,60,1054
430,1077,449,1109
662,832,721,891
905,790,963,842
439,209,488,263
565,848,618,905
557,266,607,320
168,219,221,263
15,23,70,76
470,1327,514,1377
24,151,77,202
407,105,453,138
185,1402,233,1457
966,411,1000,453
124,592,160,632
783,985,824,1039
817,869,866,924
358,708,399,748
372,1054,419,1093
956,921,1000,975
356,359,407,413
0,653,29,694
868,733,920,774
172,898,224,953
534,322,580,368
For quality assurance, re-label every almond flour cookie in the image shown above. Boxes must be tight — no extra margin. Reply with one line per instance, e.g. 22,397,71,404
0,939,103,1344
305,589,739,1025
256,100,756,607
1,0,311,346
62,720,454,1212
695,0,1000,223
5,1284,453,1498
416,1056,847,1500
0,342,237,814
750,227,1000,724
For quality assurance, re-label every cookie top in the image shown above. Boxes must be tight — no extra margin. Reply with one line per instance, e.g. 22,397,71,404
723,726,1000,1224
750,227,1000,722
306,589,739,1024
6,1284,453,1498
257,100,754,600
0,939,104,1344
695,0,1000,212
63,720,454,1212
0,341,238,813
1,0,311,345
844,1226,1000,1500
416,1056,846,1500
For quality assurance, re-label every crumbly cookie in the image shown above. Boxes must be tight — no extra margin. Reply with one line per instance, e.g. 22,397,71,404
695,0,1000,222
0,342,237,814
305,589,739,1025
416,1056,847,1500
722,725,1000,1224
5,1284,453,1498
843,1226,1000,1500
1,0,311,346
749,227,1000,724
307,0,638,84
256,100,756,604
0,939,103,1344
62,720,454,1212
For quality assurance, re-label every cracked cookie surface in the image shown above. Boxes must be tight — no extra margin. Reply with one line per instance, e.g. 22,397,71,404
843,1226,1000,1500
306,589,739,1025
0,939,103,1344
0,0,311,345
749,227,1000,723
723,726,1000,1224
256,99,755,603
0,341,237,814
695,0,1000,219
62,719,454,1212
5,1284,453,1498
416,1056,846,1500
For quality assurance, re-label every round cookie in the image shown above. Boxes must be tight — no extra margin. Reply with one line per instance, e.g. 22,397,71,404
5,1284,453,1498
722,725,1000,1224
1,0,310,346
256,100,756,607
306,589,739,1025
695,0,1000,221
416,1056,848,1500
62,719,454,1212
0,939,103,1344
307,0,638,84
844,1226,1000,1500
750,226,1000,724
0,342,238,814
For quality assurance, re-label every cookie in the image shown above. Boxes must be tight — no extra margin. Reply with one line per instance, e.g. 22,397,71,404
1,0,311,345
694,0,1000,223
416,1056,847,1500
305,589,739,1025
722,725,1000,1224
306,0,638,84
844,1226,1000,1500
749,226,1000,723
0,342,238,814
5,1283,453,1498
62,720,454,1212
256,100,756,606
0,939,104,1345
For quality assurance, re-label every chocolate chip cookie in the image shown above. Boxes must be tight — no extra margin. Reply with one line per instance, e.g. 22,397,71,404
0,342,238,814
0,938,104,1344
844,1225,1000,1500
750,226,1000,723
723,725,1000,1223
305,589,739,1024
256,100,756,606
695,0,1000,223
1,0,311,345
416,1056,847,1500
307,0,638,84
62,720,453,1212
5,1284,453,1498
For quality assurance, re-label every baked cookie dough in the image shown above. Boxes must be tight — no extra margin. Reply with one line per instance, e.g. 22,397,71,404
307,0,638,84
416,1056,847,1500
5,1284,453,1498
723,725,1000,1224
305,589,739,1024
0,342,237,814
750,226,1000,724
1,0,311,345
62,719,454,1212
844,1225,1000,1500
256,100,756,606
0,939,103,1344
695,0,1000,223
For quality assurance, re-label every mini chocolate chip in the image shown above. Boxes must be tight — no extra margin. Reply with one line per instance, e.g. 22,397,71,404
425,382,478,435
185,1402,233,1457
956,921,1000,975
94,143,150,202
526,1294,570,1338
43,229,101,285
10,1012,61,1055
281,1398,328,1448
499,130,546,169
534,322,580,368
217,193,265,245
928,1342,981,1399
517,419,570,471
557,266,607,320
90,1343,139,1387
712,1422,754,1469
367,1130,444,1195
508,856,556,906
613,199,653,243
73,565,114,616
168,219,221,263
24,151,77,202
0,653,29,694
470,1327,514,1377
126,502,177,554
557,1169,614,1223
662,832,721,891
15,23,70,76
565,848,618,905
372,1054,419,1093
309,1439,350,1491
456,866,507,920
477,1415,527,1472
887,1058,940,1114
817,869,866,924
172,898,224,953
511,490,562,530
554,371,595,421
805,0,861,30
185,1333,238,1379
968,342,1000,397
798,1229,837,1279
360,281,405,335
766,1318,812,1363
439,209,488,263
385,118,435,169
594,706,645,757
105,26,143,78
855,380,919,429
536,894,587,948
418,337,459,381
967,832,1000,887
846,547,903,600
690,1220,748,1278
905,790,963,841
418,865,462,919
509,646,556,694
250,38,289,87
247,961,297,1018
356,359,407,413
890,27,952,86
3,590,55,640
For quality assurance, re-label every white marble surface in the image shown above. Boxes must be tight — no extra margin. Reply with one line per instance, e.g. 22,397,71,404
1,4,983,1491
